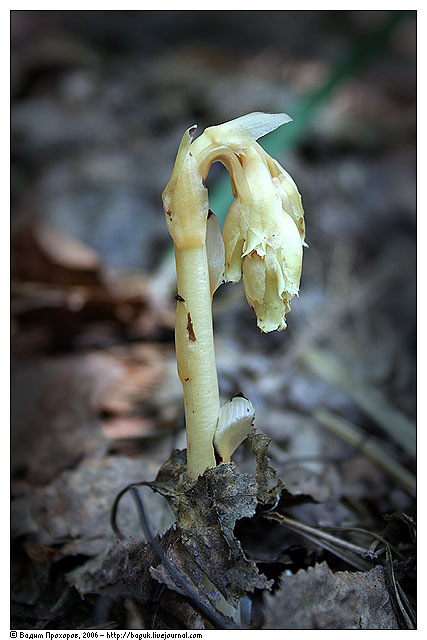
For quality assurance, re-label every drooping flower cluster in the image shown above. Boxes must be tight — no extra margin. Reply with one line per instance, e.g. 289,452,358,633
189,112,306,332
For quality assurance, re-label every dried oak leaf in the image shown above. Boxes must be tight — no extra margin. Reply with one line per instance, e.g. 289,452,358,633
146,448,271,609
263,561,399,629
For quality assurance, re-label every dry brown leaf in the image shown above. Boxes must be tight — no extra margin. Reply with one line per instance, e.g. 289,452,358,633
11,222,102,286
11,455,170,557
11,223,171,354
11,352,120,488
263,561,400,629
144,449,271,608
68,530,207,630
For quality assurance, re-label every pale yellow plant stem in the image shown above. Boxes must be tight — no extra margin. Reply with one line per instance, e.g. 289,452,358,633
163,115,302,478
174,243,220,479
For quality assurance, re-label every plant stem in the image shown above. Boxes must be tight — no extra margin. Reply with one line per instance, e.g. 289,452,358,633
174,243,220,478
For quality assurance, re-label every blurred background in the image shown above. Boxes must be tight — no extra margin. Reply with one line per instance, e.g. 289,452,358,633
11,10,416,630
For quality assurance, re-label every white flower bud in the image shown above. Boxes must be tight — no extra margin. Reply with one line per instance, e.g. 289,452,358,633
214,395,255,462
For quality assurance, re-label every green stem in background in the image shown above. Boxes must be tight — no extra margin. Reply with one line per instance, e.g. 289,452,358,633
209,10,415,224
314,407,416,493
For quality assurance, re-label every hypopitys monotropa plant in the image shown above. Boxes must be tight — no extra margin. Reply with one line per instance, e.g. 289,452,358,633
162,112,305,479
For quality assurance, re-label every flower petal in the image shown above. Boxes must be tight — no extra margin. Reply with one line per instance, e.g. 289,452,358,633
242,251,266,304
223,201,245,283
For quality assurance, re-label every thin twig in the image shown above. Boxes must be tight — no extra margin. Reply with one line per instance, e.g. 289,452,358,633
111,480,153,539
130,487,239,631
385,545,416,629
267,513,379,557
264,512,377,571
318,525,406,561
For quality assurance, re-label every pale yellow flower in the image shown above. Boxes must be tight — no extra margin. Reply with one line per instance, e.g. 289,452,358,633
191,112,306,332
